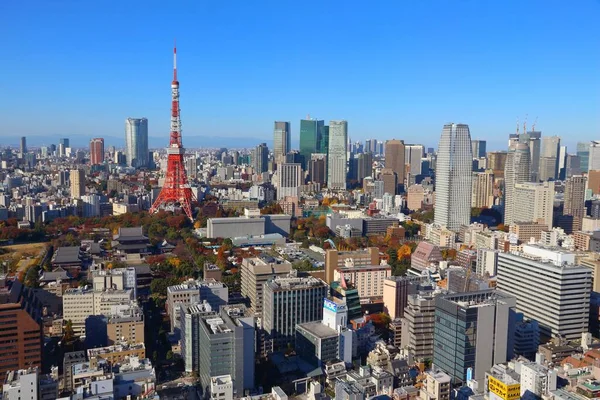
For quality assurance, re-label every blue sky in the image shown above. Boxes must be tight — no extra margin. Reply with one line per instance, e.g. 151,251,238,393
0,0,598,151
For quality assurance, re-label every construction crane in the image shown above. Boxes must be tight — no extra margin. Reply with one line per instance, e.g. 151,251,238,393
523,114,528,134
532,116,538,132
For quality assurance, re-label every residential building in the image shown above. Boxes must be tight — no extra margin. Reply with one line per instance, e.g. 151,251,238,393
333,261,392,300
324,248,379,284
496,244,592,339
70,169,85,199
472,169,494,208
90,138,104,166
3,368,58,400
433,290,516,383
434,123,473,231
0,279,43,382
385,140,406,190
418,370,451,400
327,120,348,190
273,121,291,164
211,375,234,400
240,254,292,314
262,271,328,353
519,362,557,398
106,304,145,346
509,222,546,242
166,278,228,332
124,117,149,168
512,181,554,229
504,142,531,226
197,305,255,397
401,290,438,361
63,351,86,393
276,163,302,200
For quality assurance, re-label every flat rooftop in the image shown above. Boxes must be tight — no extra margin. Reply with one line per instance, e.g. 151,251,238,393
297,321,338,339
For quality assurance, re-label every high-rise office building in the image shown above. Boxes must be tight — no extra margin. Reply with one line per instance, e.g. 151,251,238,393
405,144,424,178
357,152,373,182
273,121,291,165
198,305,255,397
433,290,516,383
558,145,568,180
308,153,326,185
382,276,423,320
379,169,398,198
60,138,70,148
563,175,587,232
327,120,348,190
401,290,438,361
589,141,600,171
434,123,473,231
471,169,495,208
385,140,406,191
70,169,86,199
240,256,292,313
524,131,542,181
487,151,508,178
512,181,554,229
276,163,302,200
565,154,582,178
262,272,328,353
471,140,486,158
504,143,531,226
497,244,592,339
19,136,27,155
577,142,590,173
319,125,329,154
539,136,560,181
252,143,269,173
125,117,149,168
89,138,105,165
299,118,325,169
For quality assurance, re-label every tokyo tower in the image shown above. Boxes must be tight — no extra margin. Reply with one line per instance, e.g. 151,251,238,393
149,44,196,221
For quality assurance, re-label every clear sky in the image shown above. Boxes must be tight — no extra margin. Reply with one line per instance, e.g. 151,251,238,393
0,0,598,151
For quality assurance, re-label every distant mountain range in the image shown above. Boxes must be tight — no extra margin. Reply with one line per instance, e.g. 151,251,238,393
0,135,273,150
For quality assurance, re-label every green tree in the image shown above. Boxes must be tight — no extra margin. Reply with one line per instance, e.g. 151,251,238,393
166,350,174,360
63,319,76,343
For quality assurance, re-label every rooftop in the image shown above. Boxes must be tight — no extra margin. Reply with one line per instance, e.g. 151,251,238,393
167,278,226,293
87,342,145,358
297,321,338,339
266,274,327,291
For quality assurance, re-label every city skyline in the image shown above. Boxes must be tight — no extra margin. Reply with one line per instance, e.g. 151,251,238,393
1,1,599,151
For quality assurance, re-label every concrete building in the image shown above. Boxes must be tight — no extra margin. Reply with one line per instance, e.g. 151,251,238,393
276,163,302,200
0,279,43,382
418,370,451,400
509,222,546,242
252,143,269,173
589,141,600,171
587,170,600,195
334,262,391,300
382,276,423,320
125,117,149,168
519,362,557,398
401,290,438,361
3,368,58,400
434,123,473,231
472,169,495,208
539,136,561,181
471,140,486,158
496,244,592,339
166,278,228,332
512,181,554,229
180,301,215,372
433,290,516,383
485,364,520,400
262,271,328,353
240,254,292,313
328,120,348,190
210,375,234,400
405,144,424,177
562,175,586,232
308,153,327,185
504,142,531,226
70,169,85,199
207,210,291,239
385,139,406,191
476,249,499,276
411,242,443,272
106,304,145,345
488,151,508,177
324,248,379,284
273,121,291,164
407,184,426,211
198,305,255,397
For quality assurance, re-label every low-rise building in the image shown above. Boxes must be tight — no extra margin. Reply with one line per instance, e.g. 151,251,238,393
87,342,146,366
333,261,391,301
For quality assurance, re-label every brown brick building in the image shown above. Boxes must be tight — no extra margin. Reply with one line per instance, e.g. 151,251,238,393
0,278,43,381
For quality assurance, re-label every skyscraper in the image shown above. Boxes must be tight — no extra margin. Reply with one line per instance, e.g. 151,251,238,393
19,136,27,155
60,138,70,148
512,181,554,229
308,153,327,185
577,142,590,173
385,140,406,192
503,143,531,226
89,138,105,166
319,125,329,154
70,169,86,199
563,175,587,232
273,121,291,165
299,118,325,169
125,117,149,168
434,123,473,231
252,143,269,173
589,141,600,171
539,136,560,181
327,120,348,190
357,152,373,182
471,169,495,208
433,290,517,383
276,163,302,200
405,144,424,177
471,140,487,158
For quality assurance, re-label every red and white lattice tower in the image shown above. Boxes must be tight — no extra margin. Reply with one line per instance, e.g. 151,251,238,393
150,44,196,221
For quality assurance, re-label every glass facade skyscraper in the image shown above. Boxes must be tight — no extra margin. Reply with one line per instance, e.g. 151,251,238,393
299,118,325,169
125,117,149,168
327,120,348,190
273,121,291,164
577,142,590,173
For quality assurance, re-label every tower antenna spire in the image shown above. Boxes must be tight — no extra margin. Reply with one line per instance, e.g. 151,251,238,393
173,39,178,82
